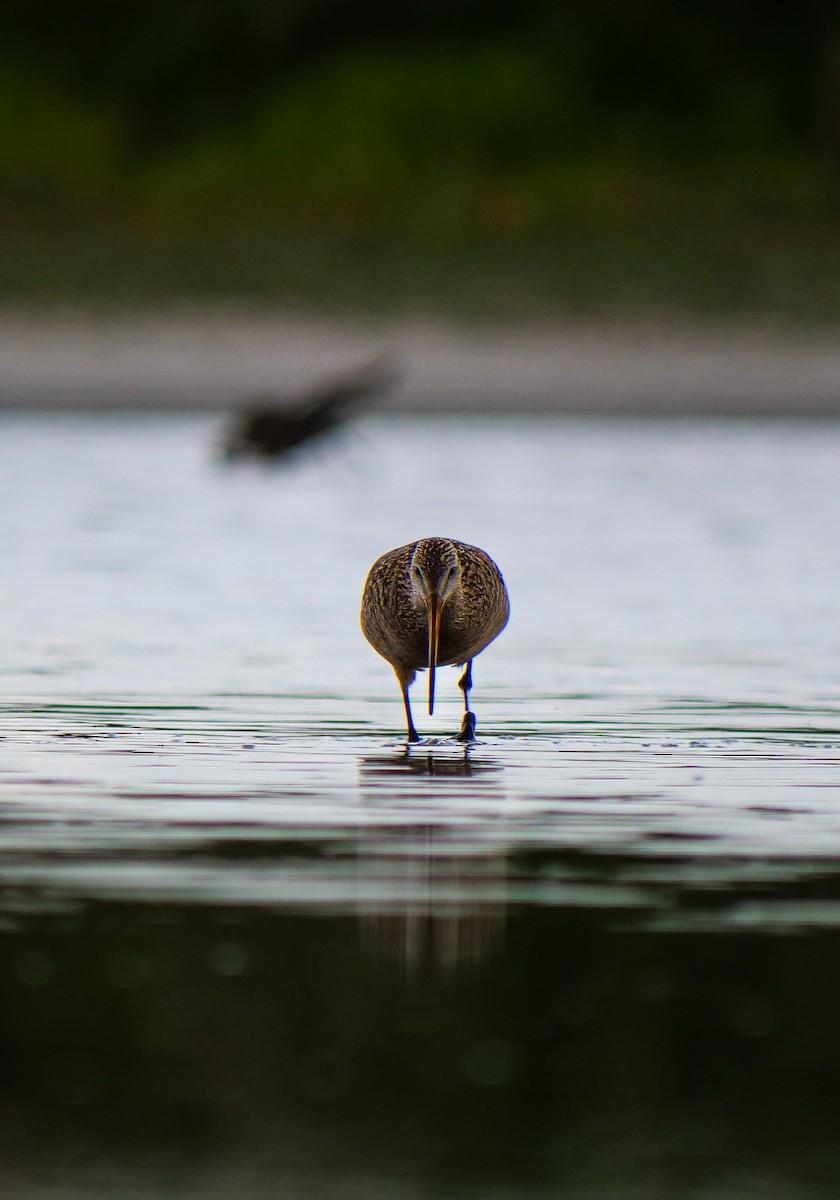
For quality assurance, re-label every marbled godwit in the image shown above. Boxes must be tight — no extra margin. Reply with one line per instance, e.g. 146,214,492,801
361,537,509,741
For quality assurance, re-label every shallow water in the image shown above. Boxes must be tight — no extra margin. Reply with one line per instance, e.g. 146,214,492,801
3,413,840,1197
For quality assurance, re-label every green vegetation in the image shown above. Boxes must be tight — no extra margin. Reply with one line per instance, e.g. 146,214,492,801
0,2,838,319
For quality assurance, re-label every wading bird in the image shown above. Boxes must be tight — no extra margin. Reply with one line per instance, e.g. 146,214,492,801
221,356,399,463
361,537,509,742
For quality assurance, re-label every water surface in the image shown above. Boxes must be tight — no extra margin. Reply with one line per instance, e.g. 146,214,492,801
2,413,840,1198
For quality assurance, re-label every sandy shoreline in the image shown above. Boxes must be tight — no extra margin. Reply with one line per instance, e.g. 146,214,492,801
1,310,839,416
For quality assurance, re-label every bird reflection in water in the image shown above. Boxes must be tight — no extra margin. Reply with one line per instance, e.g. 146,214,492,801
356,746,507,978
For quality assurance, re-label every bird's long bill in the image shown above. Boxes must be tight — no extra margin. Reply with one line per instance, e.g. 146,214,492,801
427,595,442,715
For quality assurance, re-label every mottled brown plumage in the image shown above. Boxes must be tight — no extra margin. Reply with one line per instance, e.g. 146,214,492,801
361,537,509,742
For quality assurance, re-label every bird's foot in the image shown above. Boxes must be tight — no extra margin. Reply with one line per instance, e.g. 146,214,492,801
406,728,421,744
457,711,477,742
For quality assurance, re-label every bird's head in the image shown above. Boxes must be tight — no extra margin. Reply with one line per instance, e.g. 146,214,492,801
409,539,462,716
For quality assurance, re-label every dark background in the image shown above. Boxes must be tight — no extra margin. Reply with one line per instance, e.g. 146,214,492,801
3,900,840,1197
2,1,839,316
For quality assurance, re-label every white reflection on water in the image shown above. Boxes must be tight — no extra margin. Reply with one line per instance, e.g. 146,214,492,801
0,413,840,932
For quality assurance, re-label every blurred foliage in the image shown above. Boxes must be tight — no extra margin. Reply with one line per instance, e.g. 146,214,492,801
0,66,117,215
0,1,838,314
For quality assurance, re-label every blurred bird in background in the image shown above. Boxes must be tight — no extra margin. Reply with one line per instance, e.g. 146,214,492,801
220,356,399,463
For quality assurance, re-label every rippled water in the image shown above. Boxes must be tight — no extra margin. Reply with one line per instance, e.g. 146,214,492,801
4,413,840,912
4,412,840,1198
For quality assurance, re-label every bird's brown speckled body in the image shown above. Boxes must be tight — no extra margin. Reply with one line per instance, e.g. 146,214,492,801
361,536,509,741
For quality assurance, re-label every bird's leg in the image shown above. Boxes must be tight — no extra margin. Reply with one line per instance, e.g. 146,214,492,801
396,666,420,742
458,711,477,741
457,659,476,741
458,659,473,709
403,687,420,742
